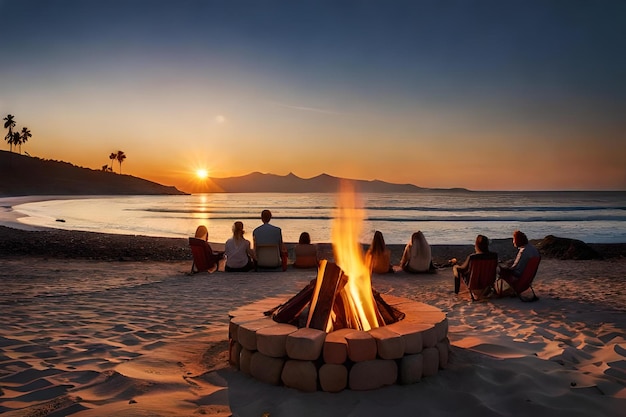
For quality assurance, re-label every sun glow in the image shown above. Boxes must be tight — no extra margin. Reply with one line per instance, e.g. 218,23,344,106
196,169,209,180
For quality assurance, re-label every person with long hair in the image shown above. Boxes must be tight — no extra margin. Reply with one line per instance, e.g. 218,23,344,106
399,231,435,273
224,221,256,272
365,230,393,274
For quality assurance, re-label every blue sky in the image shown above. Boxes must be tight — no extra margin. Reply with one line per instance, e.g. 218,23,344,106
1,0,625,191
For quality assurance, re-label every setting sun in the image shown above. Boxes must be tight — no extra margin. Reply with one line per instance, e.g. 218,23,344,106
196,169,209,180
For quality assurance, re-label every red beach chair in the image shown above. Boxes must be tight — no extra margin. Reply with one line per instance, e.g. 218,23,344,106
501,257,541,302
460,257,499,301
189,237,224,274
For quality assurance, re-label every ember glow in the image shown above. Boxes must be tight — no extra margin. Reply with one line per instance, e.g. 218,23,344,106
330,181,380,331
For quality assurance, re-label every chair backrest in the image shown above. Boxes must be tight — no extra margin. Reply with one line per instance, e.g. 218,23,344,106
510,257,541,293
256,244,282,268
189,237,218,272
467,257,498,290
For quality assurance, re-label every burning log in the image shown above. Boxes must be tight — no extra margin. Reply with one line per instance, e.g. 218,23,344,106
266,279,316,326
267,260,403,333
306,261,347,331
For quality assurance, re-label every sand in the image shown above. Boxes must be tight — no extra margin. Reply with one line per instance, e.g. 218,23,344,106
1,198,625,416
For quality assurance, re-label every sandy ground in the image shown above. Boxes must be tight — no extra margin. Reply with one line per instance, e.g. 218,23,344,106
1,256,625,416
1,197,625,416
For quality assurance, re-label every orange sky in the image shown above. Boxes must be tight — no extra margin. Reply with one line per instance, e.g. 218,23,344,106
2,1,625,193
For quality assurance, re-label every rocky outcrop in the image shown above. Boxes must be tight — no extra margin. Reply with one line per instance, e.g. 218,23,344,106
536,235,602,260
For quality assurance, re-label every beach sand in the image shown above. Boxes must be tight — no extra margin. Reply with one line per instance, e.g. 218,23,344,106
1,201,625,416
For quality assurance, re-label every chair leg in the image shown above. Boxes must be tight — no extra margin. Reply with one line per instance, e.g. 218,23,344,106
190,260,196,274
518,286,539,302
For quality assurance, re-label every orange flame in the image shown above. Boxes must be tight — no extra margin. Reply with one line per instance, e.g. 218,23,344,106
331,181,380,331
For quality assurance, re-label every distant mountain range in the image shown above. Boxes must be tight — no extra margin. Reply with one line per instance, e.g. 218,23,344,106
0,151,467,196
0,151,185,196
205,172,467,193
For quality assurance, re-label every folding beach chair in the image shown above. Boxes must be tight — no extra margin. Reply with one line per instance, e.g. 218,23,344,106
255,244,287,271
501,256,541,302
188,237,224,274
460,257,499,301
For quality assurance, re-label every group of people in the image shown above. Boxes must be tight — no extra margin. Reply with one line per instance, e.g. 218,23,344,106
194,209,288,273
451,230,540,295
364,230,435,274
194,211,539,289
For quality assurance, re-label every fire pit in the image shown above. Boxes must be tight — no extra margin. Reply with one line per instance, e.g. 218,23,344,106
228,183,450,391
228,294,449,392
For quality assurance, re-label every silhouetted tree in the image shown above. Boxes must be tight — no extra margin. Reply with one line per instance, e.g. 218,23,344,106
109,152,116,171
116,150,126,174
12,131,21,152
19,127,31,154
3,114,16,152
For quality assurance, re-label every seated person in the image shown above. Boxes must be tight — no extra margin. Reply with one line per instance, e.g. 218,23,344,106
253,209,288,270
399,231,435,273
195,225,209,241
499,230,540,282
224,221,256,272
293,232,319,268
191,225,224,273
452,234,498,294
365,230,393,274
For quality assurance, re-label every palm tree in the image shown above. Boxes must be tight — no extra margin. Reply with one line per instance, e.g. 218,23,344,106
3,114,16,152
109,152,116,171
11,131,21,152
19,127,31,154
116,150,126,174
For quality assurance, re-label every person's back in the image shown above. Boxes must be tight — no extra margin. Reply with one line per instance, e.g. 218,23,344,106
253,209,287,270
294,232,318,268
512,242,540,276
366,231,393,274
401,231,433,273
501,230,540,279
253,210,283,246
453,234,497,294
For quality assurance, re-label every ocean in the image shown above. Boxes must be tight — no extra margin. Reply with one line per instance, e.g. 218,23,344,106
11,191,626,245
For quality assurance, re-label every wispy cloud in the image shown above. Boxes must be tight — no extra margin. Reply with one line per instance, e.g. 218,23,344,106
267,100,344,115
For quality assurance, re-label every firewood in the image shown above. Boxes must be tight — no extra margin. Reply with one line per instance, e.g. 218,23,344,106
306,261,344,331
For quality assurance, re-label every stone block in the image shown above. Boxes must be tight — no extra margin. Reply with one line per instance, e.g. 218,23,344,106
349,359,398,390
345,330,377,362
281,360,318,392
323,328,354,364
434,318,449,342
436,339,450,369
399,353,423,384
422,347,439,377
250,352,285,386
238,317,276,351
256,323,298,358
319,364,348,393
368,326,405,359
387,321,424,354
228,321,240,342
239,348,254,375
229,340,242,368
286,328,326,360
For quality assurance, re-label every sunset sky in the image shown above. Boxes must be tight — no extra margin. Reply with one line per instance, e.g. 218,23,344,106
1,0,625,192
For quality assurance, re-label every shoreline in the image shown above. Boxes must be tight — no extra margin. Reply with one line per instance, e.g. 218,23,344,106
2,225,625,265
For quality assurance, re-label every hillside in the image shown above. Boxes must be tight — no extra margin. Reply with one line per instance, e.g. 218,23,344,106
0,151,186,196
